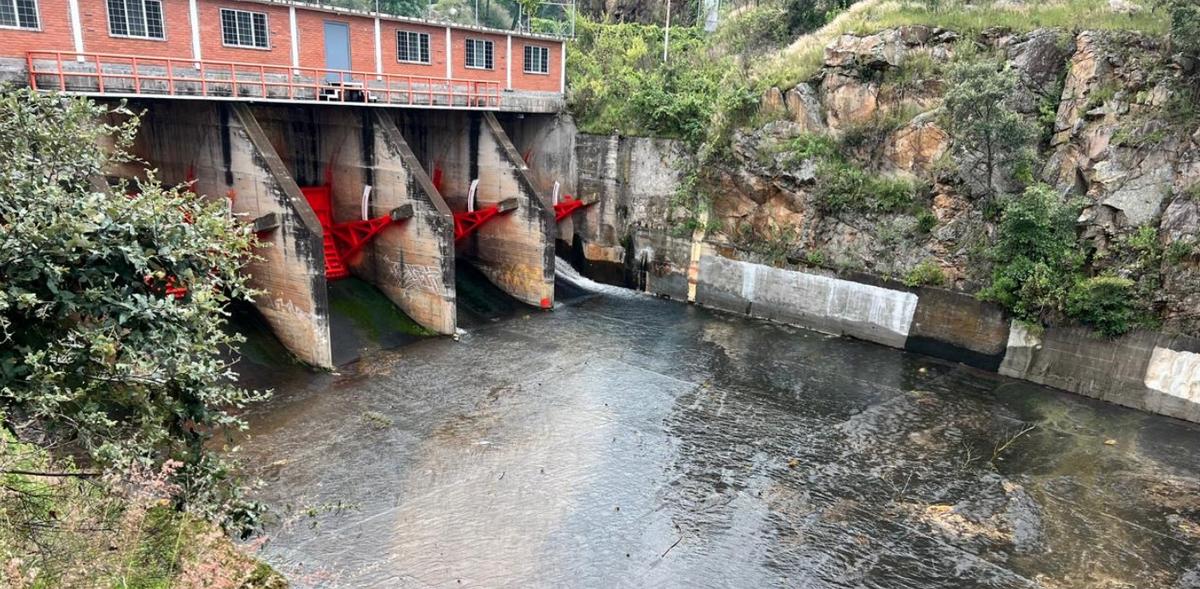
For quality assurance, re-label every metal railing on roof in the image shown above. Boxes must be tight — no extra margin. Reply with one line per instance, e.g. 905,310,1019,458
26,51,503,109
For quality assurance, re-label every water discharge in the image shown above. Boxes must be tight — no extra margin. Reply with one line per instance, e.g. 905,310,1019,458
233,270,1200,588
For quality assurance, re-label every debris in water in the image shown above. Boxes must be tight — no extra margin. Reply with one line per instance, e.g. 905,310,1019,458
661,535,683,558
1105,439,1117,445
787,458,800,469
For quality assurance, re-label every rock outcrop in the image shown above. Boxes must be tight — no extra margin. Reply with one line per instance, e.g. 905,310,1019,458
724,27,1199,332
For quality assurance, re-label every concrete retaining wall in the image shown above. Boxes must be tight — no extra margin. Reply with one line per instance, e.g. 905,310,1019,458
630,228,693,301
1001,324,1200,422
571,134,686,277
132,101,333,368
673,252,1200,423
696,256,919,349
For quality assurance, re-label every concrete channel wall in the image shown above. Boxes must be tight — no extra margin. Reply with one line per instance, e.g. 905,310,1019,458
567,130,1200,423
132,101,333,368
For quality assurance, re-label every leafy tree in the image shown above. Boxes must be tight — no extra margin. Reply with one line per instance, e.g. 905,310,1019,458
978,184,1082,324
941,59,1037,203
0,88,264,518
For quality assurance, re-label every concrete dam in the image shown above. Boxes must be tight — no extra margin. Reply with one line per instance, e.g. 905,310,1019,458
11,9,1200,584
58,79,1200,589
160,100,1198,588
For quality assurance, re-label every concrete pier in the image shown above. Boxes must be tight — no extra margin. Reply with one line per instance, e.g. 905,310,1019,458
394,111,555,309
249,106,457,335
132,101,334,368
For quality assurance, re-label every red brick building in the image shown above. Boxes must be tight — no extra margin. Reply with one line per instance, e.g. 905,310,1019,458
3,0,566,110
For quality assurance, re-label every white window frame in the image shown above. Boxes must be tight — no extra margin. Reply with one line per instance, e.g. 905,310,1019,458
219,7,270,50
0,0,40,31
464,37,493,71
523,44,549,75
396,30,430,64
106,0,165,41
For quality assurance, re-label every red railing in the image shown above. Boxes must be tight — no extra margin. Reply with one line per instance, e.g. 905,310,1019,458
26,51,502,109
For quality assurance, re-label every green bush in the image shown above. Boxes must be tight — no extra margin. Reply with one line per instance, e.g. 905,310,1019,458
978,184,1083,323
813,161,915,214
1159,0,1200,57
567,17,754,146
915,209,938,234
713,6,791,56
904,260,947,287
1066,275,1139,337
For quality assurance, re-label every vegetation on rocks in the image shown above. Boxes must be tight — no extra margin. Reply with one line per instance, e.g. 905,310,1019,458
566,17,758,145
0,87,274,584
940,58,1037,204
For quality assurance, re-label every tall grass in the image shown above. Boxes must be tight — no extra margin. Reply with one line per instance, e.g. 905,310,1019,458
755,0,1169,90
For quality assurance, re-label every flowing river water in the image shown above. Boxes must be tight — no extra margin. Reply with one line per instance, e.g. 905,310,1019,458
231,263,1200,588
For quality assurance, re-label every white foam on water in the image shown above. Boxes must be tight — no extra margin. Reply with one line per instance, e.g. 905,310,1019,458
554,256,640,298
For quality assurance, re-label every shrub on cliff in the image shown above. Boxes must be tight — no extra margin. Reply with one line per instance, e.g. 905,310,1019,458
1066,275,1140,337
978,184,1083,324
567,18,754,145
0,88,264,526
1157,0,1200,58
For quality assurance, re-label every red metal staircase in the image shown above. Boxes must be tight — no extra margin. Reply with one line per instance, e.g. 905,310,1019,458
301,181,412,281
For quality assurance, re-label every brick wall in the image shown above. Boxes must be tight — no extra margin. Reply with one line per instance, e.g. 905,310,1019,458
1,0,73,55
511,37,561,92
381,21,445,78
294,9,375,73
199,0,292,65
449,28,505,83
79,0,193,58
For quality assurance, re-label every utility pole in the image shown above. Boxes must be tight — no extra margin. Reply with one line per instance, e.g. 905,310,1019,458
663,0,671,62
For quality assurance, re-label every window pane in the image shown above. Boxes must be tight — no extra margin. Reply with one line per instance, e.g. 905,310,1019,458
107,0,127,36
419,34,429,63
126,0,146,37
0,1,16,27
221,10,235,44
237,11,252,46
252,13,267,47
145,0,163,39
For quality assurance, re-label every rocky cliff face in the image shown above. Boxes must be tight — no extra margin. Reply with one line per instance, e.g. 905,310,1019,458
707,26,1200,336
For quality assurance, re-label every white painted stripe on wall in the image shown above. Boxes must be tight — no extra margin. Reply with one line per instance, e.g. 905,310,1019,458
1145,347,1200,403
374,17,383,78
505,35,512,90
188,0,201,62
445,27,452,79
560,40,567,94
289,6,300,69
67,0,84,58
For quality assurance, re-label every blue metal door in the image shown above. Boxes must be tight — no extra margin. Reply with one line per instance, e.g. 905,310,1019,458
324,22,350,82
